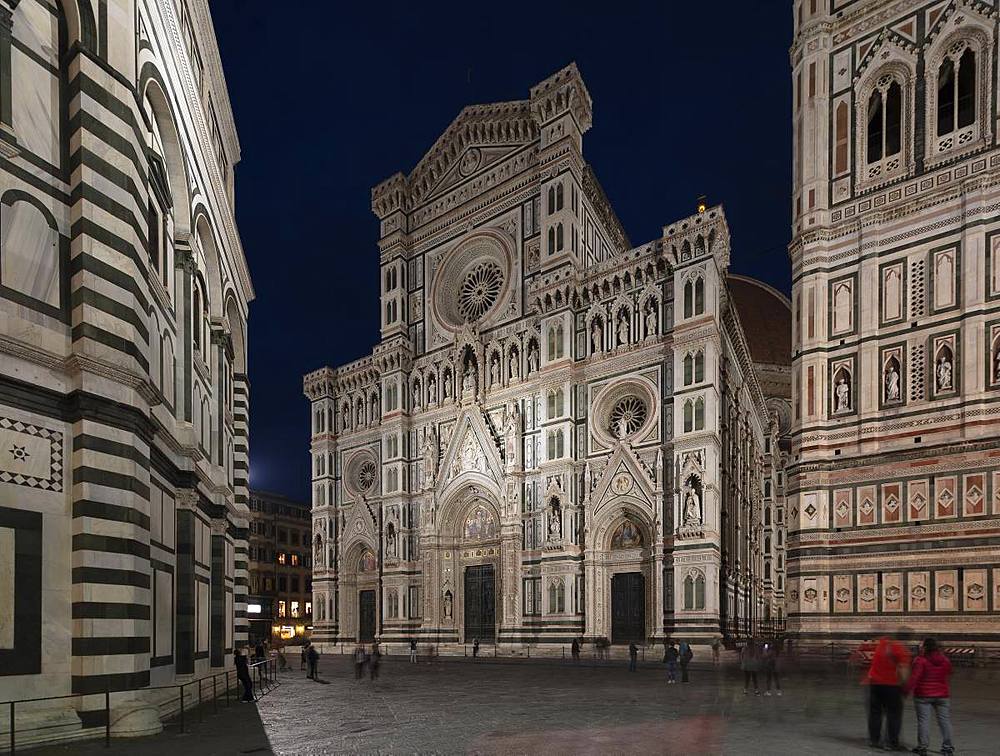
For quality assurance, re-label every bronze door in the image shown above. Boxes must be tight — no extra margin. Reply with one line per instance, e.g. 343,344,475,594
611,572,645,644
463,564,495,641
358,590,376,642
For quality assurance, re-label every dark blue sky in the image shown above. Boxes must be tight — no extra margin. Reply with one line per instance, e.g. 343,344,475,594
211,1,793,502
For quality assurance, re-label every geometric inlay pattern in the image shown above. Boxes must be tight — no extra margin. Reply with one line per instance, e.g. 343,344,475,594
0,417,63,492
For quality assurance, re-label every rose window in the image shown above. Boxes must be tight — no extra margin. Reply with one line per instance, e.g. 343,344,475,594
458,261,503,322
357,460,377,492
609,395,648,439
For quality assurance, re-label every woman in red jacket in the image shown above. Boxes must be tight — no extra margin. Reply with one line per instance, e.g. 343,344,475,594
906,637,954,756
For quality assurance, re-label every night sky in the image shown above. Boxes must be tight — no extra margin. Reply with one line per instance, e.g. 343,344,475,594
210,1,793,502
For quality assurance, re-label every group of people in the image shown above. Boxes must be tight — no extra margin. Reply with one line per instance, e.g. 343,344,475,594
660,640,695,682
864,635,954,755
739,637,782,695
353,641,382,680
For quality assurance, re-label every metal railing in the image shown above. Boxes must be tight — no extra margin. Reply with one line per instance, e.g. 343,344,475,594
0,658,278,753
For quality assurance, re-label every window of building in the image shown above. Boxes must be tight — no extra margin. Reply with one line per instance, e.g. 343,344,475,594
277,600,286,617
866,78,902,165
277,552,286,565
291,553,299,566
937,48,976,138
291,577,299,592
278,577,287,592
290,601,300,618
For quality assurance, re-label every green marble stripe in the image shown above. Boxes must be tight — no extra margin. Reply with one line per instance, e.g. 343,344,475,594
73,636,150,656
72,602,150,620
71,180,147,251
70,249,150,312
71,670,150,695
71,322,149,373
71,286,149,344
72,533,151,560
73,499,151,530
72,566,151,589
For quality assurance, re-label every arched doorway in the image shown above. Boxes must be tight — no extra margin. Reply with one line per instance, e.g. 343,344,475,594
342,541,377,643
460,501,499,641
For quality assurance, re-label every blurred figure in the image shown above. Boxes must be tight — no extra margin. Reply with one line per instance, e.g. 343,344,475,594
409,638,418,663
864,633,911,750
254,639,266,661
741,638,761,695
905,638,953,756
353,643,366,680
762,641,781,696
235,646,254,702
679,640,693,683
473,637,480,658
369,641,381,681
277,645,289,672
664,640,679,684
711,637,721,665
628,642,638,671
300,641,309,671
307,642,319,680
571,637,581,663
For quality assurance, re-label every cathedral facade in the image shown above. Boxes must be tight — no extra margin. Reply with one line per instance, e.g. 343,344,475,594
0,0,252,736
789,0,1000,644
305,65,776,649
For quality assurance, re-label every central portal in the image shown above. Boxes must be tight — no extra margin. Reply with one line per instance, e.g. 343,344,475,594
463,564,495,642
611,572,645,644
358,590,376,642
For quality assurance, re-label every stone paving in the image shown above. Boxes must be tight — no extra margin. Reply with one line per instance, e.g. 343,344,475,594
256,654,999,755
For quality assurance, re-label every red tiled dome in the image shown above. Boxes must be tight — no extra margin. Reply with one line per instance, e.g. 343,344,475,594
727,275,791,367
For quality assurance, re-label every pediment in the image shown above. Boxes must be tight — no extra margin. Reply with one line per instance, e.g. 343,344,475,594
590,442,657,516
407,102,538,206
437,405,505,492
343,500,376,546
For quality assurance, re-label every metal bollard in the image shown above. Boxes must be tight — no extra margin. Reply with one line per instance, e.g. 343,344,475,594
179,686,185,734
213,675,218,714
198,680,203,723
105,687,111,747
10,700,15,754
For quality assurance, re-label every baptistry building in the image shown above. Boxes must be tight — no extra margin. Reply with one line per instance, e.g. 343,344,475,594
304,65,782,649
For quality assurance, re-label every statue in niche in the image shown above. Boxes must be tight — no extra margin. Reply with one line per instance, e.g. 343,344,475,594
885,362,900,402
548,501,562,540
462,368,476,397
509,350,519,380
618,313,629,346
427,375,437,405
314,535,323,567
421,426,438,488
527,343,539,374
835,376,850,412
413,382,422,410
591,319,603,353
443,372,452,399
386,523,397,559
490,355,501,386
684,486,701,525
936,354,953,391
503,402,520,464
443,590,453,619
645,305,657,338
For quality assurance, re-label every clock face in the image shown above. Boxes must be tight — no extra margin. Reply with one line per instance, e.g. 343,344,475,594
611,473,633,495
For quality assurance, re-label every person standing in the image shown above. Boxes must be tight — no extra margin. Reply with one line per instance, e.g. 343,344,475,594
741,639,761,695
473,638,480,658
307,643,319,680
255,640,266,662
235,646,254,702
864,634,912,750
300,642,309,672
905,638,953,756
369,642,381,681
628,642,638,672
711,637,721,665
353,643,366,680
409,639,418,664
664,640,679,684
762,642,781,696
679,641,693,683
571,638,580,663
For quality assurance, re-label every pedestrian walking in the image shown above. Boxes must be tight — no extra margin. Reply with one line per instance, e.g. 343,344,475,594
711,637,721,665
300,642,309,671
741,638,761,695
905,638,953,756
235,646,254,702
409,639,418,663
277,645,289,672
679,640,693,683
571,638,580,663
864,633,911,750
628,642,638,671
353,643,366,680
255,640,266,661
369,642,381,681
473,638,480,658
664,640,679,684
307,643,319,680
762,641,781,695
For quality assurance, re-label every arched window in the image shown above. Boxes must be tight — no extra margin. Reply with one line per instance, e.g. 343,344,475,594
556,223,564,251
867,79,902,164
694,277,705,315
547,187,555,215
683,280,693,318
683,400,693,433
547,227,555,255
938,47,976,137
683,574,694,610
556,183,564,211
694,397,705,430
694,351,705,382
694,573,705,610
834,101,849,174
683,354,694,385
548,322,564,360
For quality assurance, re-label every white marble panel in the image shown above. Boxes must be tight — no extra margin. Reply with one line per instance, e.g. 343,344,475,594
0,200,59,308
0,527,13,648
11,48,59,165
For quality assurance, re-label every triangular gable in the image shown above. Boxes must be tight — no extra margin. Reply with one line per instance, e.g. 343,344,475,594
925,0,951,36
437,406,505,491
890,17,917,45
590,441,657,516
343,498,376,546
424,144,526,202
855,30,917,79
407,101,538,207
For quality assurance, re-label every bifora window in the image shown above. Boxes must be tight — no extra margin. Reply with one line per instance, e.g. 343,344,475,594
867,77,902,164
937,46,975,138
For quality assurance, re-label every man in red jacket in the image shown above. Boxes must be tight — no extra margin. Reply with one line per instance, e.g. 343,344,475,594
905,638,954,756
864,635,911,750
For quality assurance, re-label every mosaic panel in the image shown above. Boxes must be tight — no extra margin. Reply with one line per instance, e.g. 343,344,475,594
0,417,63,492
934,570,958,612
858,573,877,613
882,573,903,613
963,568,987,612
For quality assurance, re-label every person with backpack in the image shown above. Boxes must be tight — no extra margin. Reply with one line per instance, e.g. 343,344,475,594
864,634,912,750
741,638,761,695
905,638,953,756
678,640,694,682
664,640,679,684
628,642,638,672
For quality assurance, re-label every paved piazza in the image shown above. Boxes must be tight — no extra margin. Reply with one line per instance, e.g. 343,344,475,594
254,655,996,755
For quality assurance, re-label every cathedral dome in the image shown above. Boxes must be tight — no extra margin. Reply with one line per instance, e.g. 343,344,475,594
727,275,791,367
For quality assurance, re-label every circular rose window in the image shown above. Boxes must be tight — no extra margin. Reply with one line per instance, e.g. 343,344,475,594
357,460,377,492
344,451,378,497
609,396,648,439
458,261,503,322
